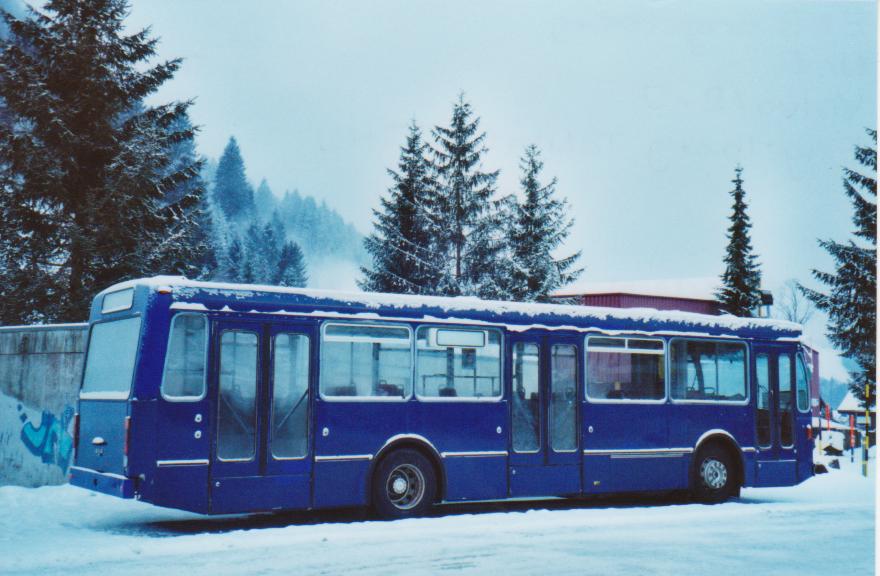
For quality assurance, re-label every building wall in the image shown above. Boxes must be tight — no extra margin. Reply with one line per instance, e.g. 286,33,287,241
0,325,87,487
581,294,720,315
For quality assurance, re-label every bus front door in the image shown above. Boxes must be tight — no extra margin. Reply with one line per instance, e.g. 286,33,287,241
753,345,798,486
508,333,582,498
209,319,315,514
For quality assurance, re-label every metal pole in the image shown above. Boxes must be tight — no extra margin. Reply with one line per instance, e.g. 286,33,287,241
850,414,855,463
863,384,870,478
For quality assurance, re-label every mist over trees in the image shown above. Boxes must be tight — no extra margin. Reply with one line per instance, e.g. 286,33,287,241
801,129,877,409
360,96,582,301
205,135,366,288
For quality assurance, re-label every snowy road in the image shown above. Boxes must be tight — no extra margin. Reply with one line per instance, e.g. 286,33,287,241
0,463,874,576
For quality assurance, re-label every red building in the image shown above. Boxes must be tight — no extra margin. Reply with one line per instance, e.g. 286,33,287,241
551,277,728,315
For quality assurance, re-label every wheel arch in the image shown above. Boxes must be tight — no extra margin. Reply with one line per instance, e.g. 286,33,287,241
692,429,745,487
368,434,446,504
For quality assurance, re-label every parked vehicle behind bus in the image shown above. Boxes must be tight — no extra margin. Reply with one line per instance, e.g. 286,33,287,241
70,277,813,518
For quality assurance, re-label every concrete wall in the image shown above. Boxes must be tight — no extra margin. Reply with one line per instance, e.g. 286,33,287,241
0,324,87,487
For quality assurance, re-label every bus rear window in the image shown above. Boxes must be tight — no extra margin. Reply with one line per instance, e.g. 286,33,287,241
81,316,142,399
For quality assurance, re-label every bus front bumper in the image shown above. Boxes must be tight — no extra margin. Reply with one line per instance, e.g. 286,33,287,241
69,465,135,499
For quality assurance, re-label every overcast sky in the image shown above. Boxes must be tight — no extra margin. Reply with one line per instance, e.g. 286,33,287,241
124,0,875,350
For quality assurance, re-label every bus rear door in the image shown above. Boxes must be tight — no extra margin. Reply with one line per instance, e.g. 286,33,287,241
753,344,798,486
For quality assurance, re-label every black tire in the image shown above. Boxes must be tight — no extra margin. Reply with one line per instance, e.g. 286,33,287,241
371,449,437,519
691,444,738,503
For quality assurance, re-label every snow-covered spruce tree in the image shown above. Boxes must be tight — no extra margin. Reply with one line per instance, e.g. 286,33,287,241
508,145,582,302
432,94,505,297
360,121,442,294
276,241,308,287
716,166,762,316
158,110,216,280
0,0,207,322
222,235,245,282
254,178,277,222
801,129,877,408
214,136,254,221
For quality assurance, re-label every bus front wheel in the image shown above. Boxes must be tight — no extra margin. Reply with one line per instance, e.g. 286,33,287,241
372,449,437,519
691,444,737,503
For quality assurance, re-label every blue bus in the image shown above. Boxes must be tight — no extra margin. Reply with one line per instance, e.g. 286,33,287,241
70,277,814,518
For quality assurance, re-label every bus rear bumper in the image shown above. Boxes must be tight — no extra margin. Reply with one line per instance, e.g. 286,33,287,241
69,465,135,499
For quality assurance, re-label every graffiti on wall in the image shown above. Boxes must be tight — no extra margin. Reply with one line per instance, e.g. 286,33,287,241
18,403,74,472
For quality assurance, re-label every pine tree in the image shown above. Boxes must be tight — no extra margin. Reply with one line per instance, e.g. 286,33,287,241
716,167,762,316
254,178,277,222
222,236,245,282
214,136,254,221
432,94,504,297
243,223,270,282
157,111,216,280
276,241,308,287
360,121,441,294
801,129,877,408
508,145,582,302
0,0,208,322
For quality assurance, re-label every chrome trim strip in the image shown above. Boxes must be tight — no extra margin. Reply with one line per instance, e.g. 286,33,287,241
694,429,739,450
314,454,373,462
156,459,209,467
441,450,508,458
610,452,687,459
377,434,442,460
741,447,757,453
69,465,128,481
583,447,694,455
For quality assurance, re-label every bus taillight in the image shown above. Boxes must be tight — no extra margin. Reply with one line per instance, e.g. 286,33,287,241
806,425,812,441
73,413,80,458
123,416,131,456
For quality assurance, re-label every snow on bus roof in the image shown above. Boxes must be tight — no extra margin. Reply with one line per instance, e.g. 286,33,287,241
100,276,802,337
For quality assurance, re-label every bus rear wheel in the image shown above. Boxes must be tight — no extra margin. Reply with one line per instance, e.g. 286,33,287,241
372,449,437,519
691,444,737,503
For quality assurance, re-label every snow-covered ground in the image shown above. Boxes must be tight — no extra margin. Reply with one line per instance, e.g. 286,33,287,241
0,460,874,576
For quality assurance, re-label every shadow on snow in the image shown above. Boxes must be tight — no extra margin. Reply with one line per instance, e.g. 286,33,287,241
108,491,711,538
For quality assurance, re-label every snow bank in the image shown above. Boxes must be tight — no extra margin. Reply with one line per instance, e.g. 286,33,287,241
0,463,872,575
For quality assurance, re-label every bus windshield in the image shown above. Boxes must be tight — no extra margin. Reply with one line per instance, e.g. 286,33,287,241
81,316,142,399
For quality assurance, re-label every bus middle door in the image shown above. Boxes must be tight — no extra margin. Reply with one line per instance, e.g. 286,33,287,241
209,319,316,514
508,333,582,497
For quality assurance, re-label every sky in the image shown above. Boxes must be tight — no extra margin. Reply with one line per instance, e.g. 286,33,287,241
122,1,876,352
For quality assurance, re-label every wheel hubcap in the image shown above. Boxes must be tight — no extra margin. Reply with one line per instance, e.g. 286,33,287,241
700,458,728,490
392,477,408,494
386,463,425,510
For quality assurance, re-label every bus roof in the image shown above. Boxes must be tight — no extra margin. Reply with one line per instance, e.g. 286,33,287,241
98,276,803,341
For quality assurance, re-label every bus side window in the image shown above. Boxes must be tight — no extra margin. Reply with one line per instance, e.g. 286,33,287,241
795,354,810,412
320,323,412,399
670,339,747,402
416,327,502,399
161,314,207,400
586,337,665,401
